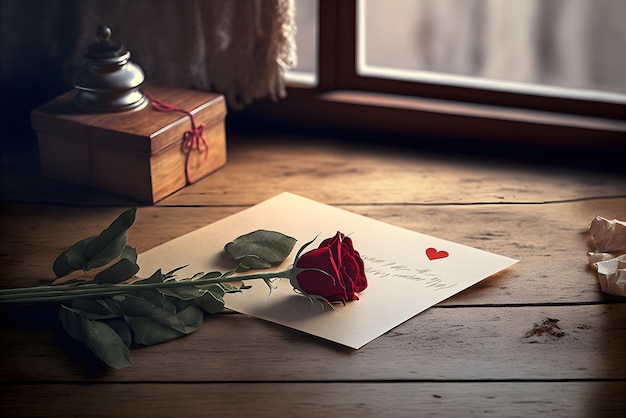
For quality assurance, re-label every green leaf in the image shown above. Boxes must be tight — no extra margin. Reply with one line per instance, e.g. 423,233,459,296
135,269,166,284
59,305,131,369
123,305,204,345
176,305,204,330
165,295,193,312
160,285,205,301
232,255,271,270
135,266,193,286
71,298,122,320
103,318,132,347
122,290,177,315
52,208,137,277
83,207,137,270
194,286,226,314
121,245,137,263
165,265,188,277
94,258,140,284
220,282,242,293
84,233,127,270
118,290,205,345
124,316,185,345
52,237,94,278
224,230,296,270
197,271,222,281
120,293,184,332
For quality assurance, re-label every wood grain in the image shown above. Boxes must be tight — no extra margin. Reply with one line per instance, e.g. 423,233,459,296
1,304,623,382
1,382,624,418
1,132,624,417
3,133,623,206
31,85,226,154
163,134,625,206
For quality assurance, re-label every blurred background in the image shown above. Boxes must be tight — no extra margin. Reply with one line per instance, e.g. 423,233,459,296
288,0,626,96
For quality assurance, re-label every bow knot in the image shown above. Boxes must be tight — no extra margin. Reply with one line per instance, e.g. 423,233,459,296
144,91,210,184
182,124,208,160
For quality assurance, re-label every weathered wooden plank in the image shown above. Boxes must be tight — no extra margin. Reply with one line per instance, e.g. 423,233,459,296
1,381,624,418
2,127,623,418
1,304,623,382
1,198,623,304
162,135,625,206
2,134,624,206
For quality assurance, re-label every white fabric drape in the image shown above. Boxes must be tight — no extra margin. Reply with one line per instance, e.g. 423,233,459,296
66,0,296,109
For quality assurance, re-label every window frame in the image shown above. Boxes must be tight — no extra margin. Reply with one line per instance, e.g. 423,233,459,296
239,0,626,146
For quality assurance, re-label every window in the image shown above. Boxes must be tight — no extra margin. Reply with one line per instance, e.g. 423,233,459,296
358,0,626,102
263,0,626,144
284,0,318,86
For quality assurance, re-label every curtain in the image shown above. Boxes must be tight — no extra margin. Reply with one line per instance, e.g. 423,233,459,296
63,0,296,109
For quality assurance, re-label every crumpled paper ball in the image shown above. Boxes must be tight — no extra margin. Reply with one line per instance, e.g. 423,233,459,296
587,216,626,297
588,216,626,252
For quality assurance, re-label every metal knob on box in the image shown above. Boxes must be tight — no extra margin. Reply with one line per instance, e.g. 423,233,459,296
72,25,146,112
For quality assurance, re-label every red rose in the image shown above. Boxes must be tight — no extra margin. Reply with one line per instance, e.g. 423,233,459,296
291,232,367,303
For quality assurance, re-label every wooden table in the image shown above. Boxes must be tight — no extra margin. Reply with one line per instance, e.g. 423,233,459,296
1,132,624,417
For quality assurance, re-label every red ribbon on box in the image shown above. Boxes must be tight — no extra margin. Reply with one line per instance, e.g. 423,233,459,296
143,91,209,184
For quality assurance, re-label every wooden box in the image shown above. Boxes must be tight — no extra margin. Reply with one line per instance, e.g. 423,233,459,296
31,84,227,203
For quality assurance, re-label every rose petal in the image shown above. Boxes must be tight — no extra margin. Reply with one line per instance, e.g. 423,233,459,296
295,247,348,302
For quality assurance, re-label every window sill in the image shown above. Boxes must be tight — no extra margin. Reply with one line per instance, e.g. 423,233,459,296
233,88,626,147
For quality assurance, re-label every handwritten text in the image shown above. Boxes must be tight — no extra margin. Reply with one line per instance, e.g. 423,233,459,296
362,255,457,291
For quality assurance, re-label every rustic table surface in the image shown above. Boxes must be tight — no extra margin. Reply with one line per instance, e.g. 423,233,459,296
1,132,624,417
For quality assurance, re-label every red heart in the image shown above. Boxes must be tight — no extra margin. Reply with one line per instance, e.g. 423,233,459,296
426,247,449,260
